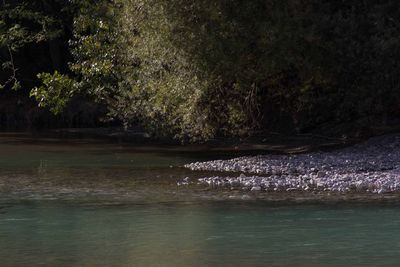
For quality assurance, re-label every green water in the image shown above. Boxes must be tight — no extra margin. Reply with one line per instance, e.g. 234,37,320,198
1,133,400,266
2,202,400,266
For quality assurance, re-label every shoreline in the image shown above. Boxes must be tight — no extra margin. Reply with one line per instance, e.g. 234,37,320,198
0,128,356,154
184,134,400,195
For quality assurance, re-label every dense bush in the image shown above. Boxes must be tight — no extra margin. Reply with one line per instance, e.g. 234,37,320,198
3,0,400,140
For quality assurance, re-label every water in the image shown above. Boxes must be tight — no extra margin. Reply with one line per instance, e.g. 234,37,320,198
1,133,400,266
2,202,400,266
0,132,220,202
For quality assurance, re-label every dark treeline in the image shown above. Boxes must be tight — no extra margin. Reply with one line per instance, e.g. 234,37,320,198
1,0,400,140
0,0,104,129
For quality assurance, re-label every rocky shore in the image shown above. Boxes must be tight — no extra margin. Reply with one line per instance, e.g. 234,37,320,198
184,134,400,194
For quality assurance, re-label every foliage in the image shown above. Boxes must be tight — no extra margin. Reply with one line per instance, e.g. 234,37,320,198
0,0,68,90
31,71,75,114
4,0,400,140
86,0,400,140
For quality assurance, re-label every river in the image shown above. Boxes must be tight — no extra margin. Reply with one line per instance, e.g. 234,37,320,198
0,133,399,266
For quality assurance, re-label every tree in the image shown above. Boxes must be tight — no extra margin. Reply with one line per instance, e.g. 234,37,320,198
30,0,400,140
0,0,71,90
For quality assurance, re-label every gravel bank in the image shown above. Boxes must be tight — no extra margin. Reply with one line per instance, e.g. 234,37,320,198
184,134,400,194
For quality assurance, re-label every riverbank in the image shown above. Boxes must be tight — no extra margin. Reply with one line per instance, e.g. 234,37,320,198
0,128,353,154
185,134,400,194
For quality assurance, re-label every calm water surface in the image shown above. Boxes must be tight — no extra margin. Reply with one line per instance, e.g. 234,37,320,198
1,133,400,266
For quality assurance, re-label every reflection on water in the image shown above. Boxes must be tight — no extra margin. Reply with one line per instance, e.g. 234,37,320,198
1,202,400,267
0,133,225,202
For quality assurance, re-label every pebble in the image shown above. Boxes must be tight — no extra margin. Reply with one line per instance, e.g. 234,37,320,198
182,134,400,194
251,186,262,192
